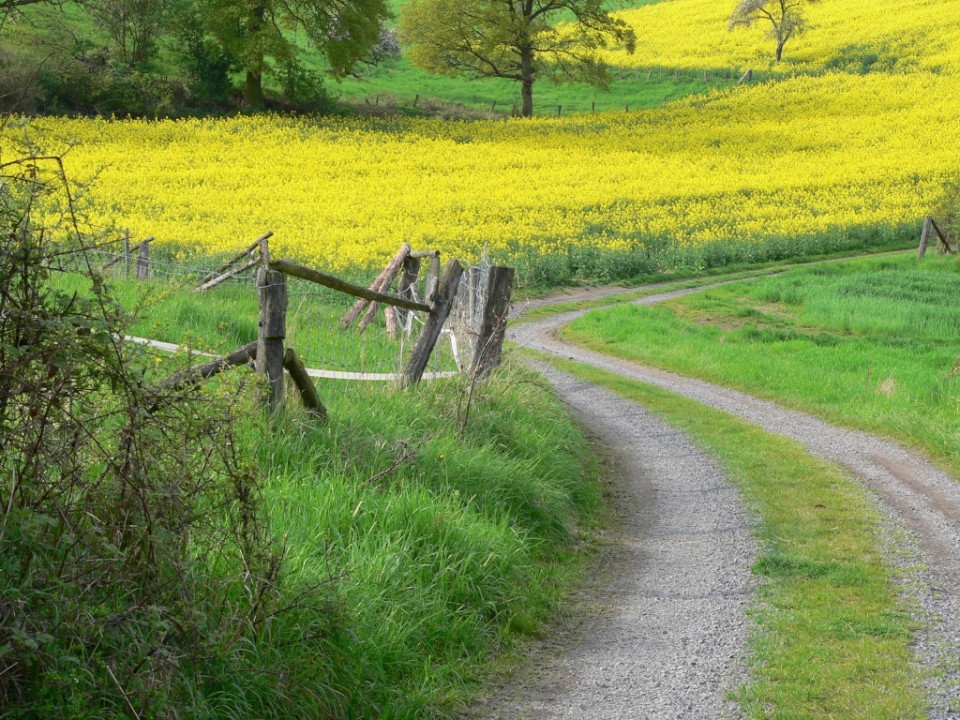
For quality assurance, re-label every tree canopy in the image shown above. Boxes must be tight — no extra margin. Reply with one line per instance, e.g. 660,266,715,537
729,0,818,63
201,0,392,106
400,0,636,118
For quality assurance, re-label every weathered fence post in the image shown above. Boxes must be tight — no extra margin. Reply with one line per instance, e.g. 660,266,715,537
123,231,131,278
918,216,932,258
341,243,411,328
396,255,422,336
136,238,152,280
931,217,954,254
403,260,464,387
467,266,480,323
425,254,441,305
470,266,515,380
284,348,327,421
257,267,287,414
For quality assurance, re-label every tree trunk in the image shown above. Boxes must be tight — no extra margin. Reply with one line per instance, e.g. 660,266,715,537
775,40,785,62
244,71,265,107
244,5,266,107
520,45,535,118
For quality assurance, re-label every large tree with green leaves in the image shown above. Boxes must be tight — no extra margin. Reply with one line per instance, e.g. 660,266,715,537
202,0,391,107
399,0,636,118
728,0,818,63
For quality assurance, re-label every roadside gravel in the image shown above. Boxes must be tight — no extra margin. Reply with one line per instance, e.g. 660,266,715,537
483,362,756,720
506,286,960,719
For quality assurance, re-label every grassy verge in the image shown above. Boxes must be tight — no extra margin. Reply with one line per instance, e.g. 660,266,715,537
562,253,960,476
48,270,602,717
239,363,602,716
537,353,927,719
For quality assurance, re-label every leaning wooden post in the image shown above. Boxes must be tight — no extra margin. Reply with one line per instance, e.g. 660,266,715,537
470,266,515,380
341,243,411,328
136,238,152,280
256,267,287,414
402,260,464,388
284,348,327,422
918,216,932,258
930,216,954,254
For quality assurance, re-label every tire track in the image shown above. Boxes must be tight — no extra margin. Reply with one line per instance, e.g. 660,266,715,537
506,286,960,719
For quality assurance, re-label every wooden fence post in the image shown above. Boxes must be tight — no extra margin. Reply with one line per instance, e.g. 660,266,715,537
918,216,932,258
470,266,515,380
342,243,411,328
467,266,479,324
403,259,464,388
123,231,131,278
257,267,287,414
284,348,327,421
136,238,152,280
425,254,441,305
930,216,954,254
396,255,422,336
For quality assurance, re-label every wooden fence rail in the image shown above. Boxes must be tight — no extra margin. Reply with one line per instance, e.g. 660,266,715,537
271,259,432,313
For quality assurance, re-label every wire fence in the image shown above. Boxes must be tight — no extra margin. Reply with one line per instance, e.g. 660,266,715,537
54,236,497,411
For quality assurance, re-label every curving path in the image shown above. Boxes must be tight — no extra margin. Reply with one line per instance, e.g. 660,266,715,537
490,285,960,719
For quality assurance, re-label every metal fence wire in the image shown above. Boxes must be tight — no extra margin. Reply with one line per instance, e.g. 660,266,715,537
54,239,492,393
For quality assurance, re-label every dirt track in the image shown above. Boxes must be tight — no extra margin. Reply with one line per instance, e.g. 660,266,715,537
492,285,960,719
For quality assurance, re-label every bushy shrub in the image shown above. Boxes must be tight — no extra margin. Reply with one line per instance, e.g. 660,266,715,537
38,53,174,116
0,130,333,718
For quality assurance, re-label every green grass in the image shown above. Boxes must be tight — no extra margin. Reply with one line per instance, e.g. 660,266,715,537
49,269,602,717
512,246,916,325
562,253,960,475
322,0,698,116
54,268,459,375
240,364,602,716
326,59,735,116
538,353,927,719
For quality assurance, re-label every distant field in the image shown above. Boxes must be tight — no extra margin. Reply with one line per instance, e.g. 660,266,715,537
607,0,960,72
16,65,950,280
9,0,960,284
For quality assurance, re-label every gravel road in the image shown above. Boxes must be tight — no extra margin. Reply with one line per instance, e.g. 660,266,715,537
494,285,960,719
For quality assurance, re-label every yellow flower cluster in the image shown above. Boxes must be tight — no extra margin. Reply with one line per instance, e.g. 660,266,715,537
607,0,960,73
8,0,960,272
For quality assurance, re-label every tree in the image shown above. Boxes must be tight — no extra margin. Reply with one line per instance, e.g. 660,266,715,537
728,0,818,63
399,0,636,118
200,0,391,107
83,0,170,66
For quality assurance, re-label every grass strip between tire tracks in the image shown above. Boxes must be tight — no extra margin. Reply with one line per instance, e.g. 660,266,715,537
531,351,928,719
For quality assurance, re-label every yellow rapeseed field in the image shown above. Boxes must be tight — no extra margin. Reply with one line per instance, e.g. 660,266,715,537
7,0,960,274
609,0,960,73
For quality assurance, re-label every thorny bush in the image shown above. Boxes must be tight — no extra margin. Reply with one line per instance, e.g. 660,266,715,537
0,128,315,718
